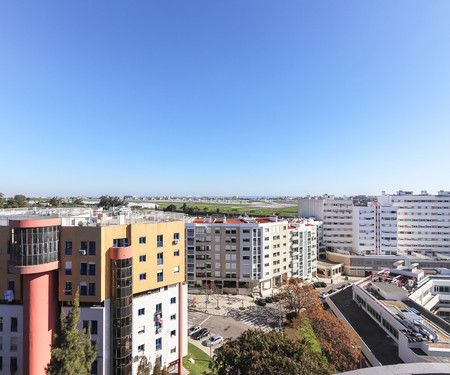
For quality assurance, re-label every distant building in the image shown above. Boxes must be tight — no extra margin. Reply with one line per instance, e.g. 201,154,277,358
0,208,187,375
185,216,321,295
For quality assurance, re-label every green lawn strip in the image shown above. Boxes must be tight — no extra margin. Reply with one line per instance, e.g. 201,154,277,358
183,343,214,375
295,316,322,354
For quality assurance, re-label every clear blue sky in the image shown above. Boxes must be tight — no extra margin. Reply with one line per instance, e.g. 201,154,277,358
1,1,449,197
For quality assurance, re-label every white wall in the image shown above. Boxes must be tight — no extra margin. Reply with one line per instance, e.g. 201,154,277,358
0,304,23,375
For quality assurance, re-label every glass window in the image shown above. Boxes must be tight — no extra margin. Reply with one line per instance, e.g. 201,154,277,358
174,233,180,240
10,317,17,332
174,266,180,273
140,273,146,280
65,261,72,275
139,255,146,262
91,320,98,335
156,338,162,350
65,282,72,295
171,297,176,304
88,283,95,296
174,250,179,256
88,263,95,276
81,241,87,250
157,252,163,265
170,314,176,320
139,237,146,244
157,235,163,248
10,357,17,373
138,308,145,316
88,241,96,256
138,344,145,352
65,241,72,255
80,282,87,296
157,270,163,283
80,262,87,275
156,303,162,313
0,317,3,332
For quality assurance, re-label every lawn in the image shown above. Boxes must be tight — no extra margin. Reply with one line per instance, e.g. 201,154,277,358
183,343,215,375
295,315,322,354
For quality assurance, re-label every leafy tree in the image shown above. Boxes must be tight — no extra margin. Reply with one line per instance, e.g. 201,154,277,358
12,194,27,207
72,198,84,206
98,195,127,210
152,357,162,375
181,203,187,211
212,329,334,375
0,192,4,207
47,291,97,375
164,204,177,212
137,354,152,375
49,197,62,207
278,278,322,314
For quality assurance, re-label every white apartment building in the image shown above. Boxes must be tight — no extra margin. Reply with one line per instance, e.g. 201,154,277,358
299,190,450,257
185,216,320,295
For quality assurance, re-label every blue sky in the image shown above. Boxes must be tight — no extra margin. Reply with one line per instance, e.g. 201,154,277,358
0,1,449,197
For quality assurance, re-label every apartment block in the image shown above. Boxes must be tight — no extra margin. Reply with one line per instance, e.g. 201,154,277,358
185,216,320,295
0,208,187,375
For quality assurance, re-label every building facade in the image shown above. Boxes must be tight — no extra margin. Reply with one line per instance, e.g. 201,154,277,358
185,216,320,295
0,208,187,375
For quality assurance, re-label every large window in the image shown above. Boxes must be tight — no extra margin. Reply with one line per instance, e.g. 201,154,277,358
80,262,87,276
156,338,162,351
88,263,96,276
10,317,17,332
157,235,163,248
88,241,96,256
138,308,145,316
65,241,72,255
139,237,146,244
157,252,163,265
88,283,95,296
65,282,72,295
157,270,163,283
80,282,87,296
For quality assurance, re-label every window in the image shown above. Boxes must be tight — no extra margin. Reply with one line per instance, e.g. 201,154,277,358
65,261,72,275
91,360,97,375
88,283,95,296
113,238,128,247
174,233,180,240
139,255,146,262
171,347,176,354
8,281,14,293
10,337,17,352
170,330,176,337
138,326,145,334
10,317,17,332
80,262,87,275
170,314,176,320
83,320,89,332
65,241,72,255
91,320,98,335
80,282,87,296
156,303,162,313
156,338,162,351
10,357,17,373
157,235,163,248
171,297,176,304
157,252,163,265
174,250,180,257
89,241,96,256
174,266,180,273
157,270,163,283
138,344,145,352
81,241,87,250
65,281,72,295
88,263,95,276
140,273,147,280
0,317,2,331
138,308,145,316
139,236,146,244
0,356,2,371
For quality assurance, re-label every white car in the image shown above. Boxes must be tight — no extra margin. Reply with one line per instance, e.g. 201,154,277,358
188,325,201,336
204,334,223,347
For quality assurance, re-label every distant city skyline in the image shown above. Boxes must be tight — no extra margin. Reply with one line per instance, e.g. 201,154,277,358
1,1,449,197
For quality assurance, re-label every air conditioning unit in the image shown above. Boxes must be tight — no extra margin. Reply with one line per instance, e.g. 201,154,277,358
79,249,87,256
174,239,180,244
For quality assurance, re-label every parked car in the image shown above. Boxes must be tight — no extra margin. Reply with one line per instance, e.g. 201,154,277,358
188,325,201,336
255,298,266,306
320,282,327,287
192,328,209,340
204,334,224,347
265,296,273,303
313,282,321,288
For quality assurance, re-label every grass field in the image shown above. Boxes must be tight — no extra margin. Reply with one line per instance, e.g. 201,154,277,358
295,316,322,354
156,202,299,218
183,343,215,375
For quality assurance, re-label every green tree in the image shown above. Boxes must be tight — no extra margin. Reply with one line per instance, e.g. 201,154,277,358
98,195,127,210
212,329,334,375
137,354,152,375
152,357,163,375
47,291,97,375
181,203,187,211
0,192,4,207
14,194,27,207
49,197,62,207
164,204,177,212
72,198,84,206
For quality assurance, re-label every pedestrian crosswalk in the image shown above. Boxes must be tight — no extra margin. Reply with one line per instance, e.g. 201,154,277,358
227,309,273,332
188,310,210,326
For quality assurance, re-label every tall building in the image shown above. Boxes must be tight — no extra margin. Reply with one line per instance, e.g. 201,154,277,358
0,208,187,375
299,190,450,256
185,216,320,295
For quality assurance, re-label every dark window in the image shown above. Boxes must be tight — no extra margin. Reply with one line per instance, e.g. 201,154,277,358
81,241,87,250
138,344,145,352
139,255,146,262
171,297,176,304
65,241,72,255
174,250,179,257
113,238,128,247
80,284,87,296
91,360,97,375
91,320,98,335
80,262,87,276
157,235,163,248
83,320,89,332
157,252,163,265
138,308,145,316
7,281,15,293
157,270,163,283
174,233,180,240
140,273,146,280
139,237,146,244
10,317,17,332
156,338,162,350
10,357,17,372
0,317,2,331
65,281,72,295
88,283,95,296
88,241,96,256
156,303,162,313
88,263,96,276
0,356,2,371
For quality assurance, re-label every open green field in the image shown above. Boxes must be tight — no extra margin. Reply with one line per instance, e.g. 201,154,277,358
183,343,215,375
156,202,299,218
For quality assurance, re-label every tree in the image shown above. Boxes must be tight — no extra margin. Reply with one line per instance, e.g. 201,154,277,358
98,195,127,210
49,197,62,207
181,203,187,211
278,278,322,314
152,357,163,375
0,192,4,207
72,198,84,206
137,354,152,375
164,204,177,212
212,329,334,375
47,291,97,375
14,194,27,207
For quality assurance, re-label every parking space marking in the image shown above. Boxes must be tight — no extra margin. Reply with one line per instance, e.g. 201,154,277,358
199,314,212,327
